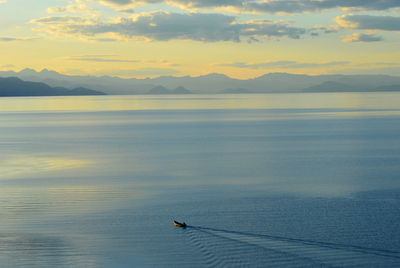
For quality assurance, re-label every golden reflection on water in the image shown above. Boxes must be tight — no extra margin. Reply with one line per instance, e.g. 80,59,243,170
0,157,92,179
0,93,400,112
0,184,144,222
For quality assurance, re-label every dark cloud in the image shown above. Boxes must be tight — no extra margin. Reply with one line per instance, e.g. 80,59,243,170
118,8,136,13
0,37,20,42
92,0,400,13
245,1,318,13
240,20,306,40
72,13,242,42
244,0,400,13
221,60,350,69
337,15,400,31
342,33,384,43
48,12,306,42
68,55,139,62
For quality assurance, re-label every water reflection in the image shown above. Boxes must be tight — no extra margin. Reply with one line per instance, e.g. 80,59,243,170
0,233,73,268
0,157,92,179
1,93,400,112
0,185,145,223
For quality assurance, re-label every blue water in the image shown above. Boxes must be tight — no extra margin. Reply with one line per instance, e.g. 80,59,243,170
1,93,400,267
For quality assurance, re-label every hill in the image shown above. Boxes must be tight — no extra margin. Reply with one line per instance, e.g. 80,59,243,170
0,77,105,97
1,69,400,94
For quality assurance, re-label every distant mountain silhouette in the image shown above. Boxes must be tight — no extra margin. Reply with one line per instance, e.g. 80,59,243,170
146,85,192,94
373,85,400,92
302,81,400,92
147,85,170,94
0,77,105,97
301,81,355,92
1,69,400,94
172,86,192,94
222,88,252,94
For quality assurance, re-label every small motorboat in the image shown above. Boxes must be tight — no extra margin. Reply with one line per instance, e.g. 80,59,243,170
173,220,187,228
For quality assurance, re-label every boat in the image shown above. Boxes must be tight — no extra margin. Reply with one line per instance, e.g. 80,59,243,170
173,220,187,228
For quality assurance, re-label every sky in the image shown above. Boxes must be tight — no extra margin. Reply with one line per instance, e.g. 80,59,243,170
0,0,399,79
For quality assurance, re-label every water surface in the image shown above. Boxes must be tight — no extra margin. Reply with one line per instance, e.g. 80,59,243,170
1,93,400,267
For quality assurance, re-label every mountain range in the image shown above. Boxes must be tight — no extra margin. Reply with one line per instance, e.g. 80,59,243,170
0,76,105,97
1,69,400,95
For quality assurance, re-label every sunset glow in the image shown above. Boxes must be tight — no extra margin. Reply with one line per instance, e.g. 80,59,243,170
1,0,399,78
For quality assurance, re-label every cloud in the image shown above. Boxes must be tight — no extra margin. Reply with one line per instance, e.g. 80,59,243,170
221,60,350,69
102,67,180,76
0,64,15,69
87,0,400,13
311,25,340,34
47,3,94,14
342,33,384,43
89,38,120,42
85,0,243,10
68,55,140,62
0,37,36,42
97,0,144,5
118,8,136,13
32,12,307,42
33,16,91,25
0,37,22,42
87,0,161,8
167,0,244,10
336,15,400,31
372,62,400,66
243,0,400,14
31,15,99,37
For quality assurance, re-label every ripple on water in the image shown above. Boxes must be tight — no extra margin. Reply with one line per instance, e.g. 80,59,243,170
183,226,400,268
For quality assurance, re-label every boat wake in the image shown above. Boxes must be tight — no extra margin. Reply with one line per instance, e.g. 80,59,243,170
184,226,400,268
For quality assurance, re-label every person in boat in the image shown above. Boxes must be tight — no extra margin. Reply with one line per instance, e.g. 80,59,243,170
173,220,187,228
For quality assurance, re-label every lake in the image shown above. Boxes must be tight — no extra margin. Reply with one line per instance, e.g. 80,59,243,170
1,93,400,267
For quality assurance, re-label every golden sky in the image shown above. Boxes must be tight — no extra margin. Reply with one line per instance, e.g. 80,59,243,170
0,0,399,79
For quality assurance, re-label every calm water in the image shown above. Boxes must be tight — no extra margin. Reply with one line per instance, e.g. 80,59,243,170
1,93,400,267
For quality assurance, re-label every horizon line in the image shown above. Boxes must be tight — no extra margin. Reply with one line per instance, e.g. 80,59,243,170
1,68,400,80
